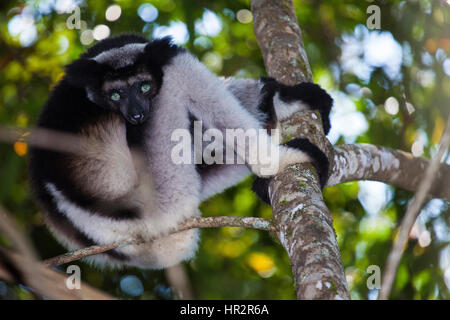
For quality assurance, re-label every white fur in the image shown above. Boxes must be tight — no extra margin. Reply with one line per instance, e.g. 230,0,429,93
200,164,251,201
92,43,146,69
46,182,200,269
222,77,267,123
273,92,309,120
163,53,292,176
45,49,317,269
73,115,138,200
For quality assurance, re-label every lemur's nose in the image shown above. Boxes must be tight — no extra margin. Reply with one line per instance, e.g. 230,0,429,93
129,113,145,124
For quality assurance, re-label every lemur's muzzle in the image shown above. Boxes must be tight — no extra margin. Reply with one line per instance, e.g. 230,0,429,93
125,94,149,125
130,113,145,124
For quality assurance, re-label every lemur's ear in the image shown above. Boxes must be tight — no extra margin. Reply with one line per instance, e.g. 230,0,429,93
65,58,106,88
143,36,181,66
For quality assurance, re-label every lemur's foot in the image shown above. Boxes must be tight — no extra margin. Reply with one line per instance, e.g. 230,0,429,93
261,78,333,134
278,82,333,135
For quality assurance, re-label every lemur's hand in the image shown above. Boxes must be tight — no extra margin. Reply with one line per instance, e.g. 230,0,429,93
252,138,329,205
249,145,312,178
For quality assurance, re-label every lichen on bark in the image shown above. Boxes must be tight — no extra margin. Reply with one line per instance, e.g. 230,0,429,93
251,0,350,300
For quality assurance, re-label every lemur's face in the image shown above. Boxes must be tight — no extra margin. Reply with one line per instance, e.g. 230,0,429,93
101,72,157,125
65,40,166,126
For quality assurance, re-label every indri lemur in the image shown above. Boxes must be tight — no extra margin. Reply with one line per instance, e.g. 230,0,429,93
29,35,332,269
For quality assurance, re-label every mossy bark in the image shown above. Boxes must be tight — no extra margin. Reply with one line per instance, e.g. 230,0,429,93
251,0,350,300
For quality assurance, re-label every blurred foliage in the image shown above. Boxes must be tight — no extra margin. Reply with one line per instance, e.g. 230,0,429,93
0,0,449,300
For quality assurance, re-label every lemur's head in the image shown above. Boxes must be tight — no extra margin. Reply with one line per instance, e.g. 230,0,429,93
65,35,182,125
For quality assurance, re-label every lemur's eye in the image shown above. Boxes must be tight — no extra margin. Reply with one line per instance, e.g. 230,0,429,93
110,92,121,101
141,83,151,93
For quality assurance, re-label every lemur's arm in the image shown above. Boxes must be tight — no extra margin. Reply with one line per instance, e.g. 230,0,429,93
166,53,315,177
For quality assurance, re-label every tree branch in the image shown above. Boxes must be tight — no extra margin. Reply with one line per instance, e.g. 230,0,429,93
379,115,450,300
329,144,450,201
42,216,274,267
1,126,449,201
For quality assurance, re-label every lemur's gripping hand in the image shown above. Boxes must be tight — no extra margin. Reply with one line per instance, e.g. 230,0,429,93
252,138,329,205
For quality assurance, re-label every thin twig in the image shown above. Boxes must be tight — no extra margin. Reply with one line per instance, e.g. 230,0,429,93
43,216,275,267
379,115,450,300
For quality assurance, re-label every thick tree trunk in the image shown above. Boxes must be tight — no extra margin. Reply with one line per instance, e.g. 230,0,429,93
251,0,450,300
251,0,350,300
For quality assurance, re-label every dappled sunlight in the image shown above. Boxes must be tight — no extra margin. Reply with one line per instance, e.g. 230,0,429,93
153,21,189,45
327,91,368,144
340,25,403,82
0,0,448,300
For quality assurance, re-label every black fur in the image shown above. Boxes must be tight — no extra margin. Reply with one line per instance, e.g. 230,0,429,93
251,174,272,205
65,34,147,89
28,35,182,262
259,77,333,134
279,81,333,134
252,138,329,205
126,121,147,148
28,82,141,221
252,78,332,205
65,35,183,95
65,59,109,89
258,77,278,130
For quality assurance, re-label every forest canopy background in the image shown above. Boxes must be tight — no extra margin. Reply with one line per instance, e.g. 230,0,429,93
0,0,449,300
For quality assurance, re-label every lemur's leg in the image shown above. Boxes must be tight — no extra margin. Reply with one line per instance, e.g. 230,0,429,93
223,77,333,205
252,138,330,204
196,77,332,202
196,78,260,200
168,53,312,180
257,77,332,134
222,77,332,133
29,114,154,268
